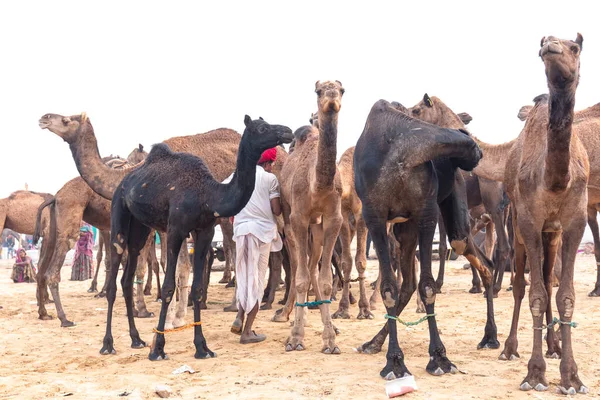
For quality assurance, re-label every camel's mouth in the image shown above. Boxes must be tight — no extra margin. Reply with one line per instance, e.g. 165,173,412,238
278,129,294,144
322,99,342,113
38,119,50,129
540,40,563,57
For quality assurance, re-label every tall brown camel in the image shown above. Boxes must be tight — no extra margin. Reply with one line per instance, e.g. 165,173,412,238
497,34,588,394
40,114,243,329
408,94,512,295
32,152,163,327
100,115,292,359
518,94,600,297
276,80,344,354
354,98,496,379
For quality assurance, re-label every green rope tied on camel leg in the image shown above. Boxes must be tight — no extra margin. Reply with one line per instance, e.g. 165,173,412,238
533,317,578,330
384,313,436,327
295,300,332,307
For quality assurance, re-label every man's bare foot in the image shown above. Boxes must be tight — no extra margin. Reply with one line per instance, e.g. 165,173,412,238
231,319,242,335
240,331,266,344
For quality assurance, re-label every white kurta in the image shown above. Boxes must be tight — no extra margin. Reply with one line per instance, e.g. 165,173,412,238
225,167,282,313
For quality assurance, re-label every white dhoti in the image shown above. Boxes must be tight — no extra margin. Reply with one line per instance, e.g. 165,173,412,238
235,233,271,314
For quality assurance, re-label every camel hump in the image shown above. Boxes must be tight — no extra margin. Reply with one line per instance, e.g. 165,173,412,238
146,143,174,163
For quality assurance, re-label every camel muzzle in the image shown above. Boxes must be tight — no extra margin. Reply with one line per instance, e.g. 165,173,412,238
540,41,563,57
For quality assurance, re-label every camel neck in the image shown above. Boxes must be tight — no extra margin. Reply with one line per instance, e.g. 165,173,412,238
69,124,129,200
472,137,515,183
315,111,338,190
213,134,259,217
544,85,576,192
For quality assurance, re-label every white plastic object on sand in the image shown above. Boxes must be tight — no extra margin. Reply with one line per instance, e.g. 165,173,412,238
385,375,418,398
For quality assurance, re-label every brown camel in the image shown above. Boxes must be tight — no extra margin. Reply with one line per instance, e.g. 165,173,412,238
275,80,344,354
32,152,163,327
0,190,52,242
497,34,588,394
408,94,512,295
518,94,600,297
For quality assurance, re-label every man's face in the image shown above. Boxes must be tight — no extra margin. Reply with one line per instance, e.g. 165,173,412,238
263,161,274,173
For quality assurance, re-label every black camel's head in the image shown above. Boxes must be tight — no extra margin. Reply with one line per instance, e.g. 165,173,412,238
243,115,294,155
39,112,90,144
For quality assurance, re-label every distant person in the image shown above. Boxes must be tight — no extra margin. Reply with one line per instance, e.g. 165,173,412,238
6,235,16,259
11,248,36,283
229,148,282,344
71,225,94,281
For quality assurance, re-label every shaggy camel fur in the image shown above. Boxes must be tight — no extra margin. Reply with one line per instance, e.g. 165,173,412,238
102,115,292,359
354,98,497,379
40,115,242,329
274,81,345,355
408,94,512,295
518,94,600,297
493,34,589,394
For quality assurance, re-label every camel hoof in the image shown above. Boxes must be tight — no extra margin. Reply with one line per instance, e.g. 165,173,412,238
100,348,116,355
331,309,351,320
432,367,445,376
469,286,482,294
61,320,76,328
588,288,600,297
95,291,107,298
39,314,53,321
148,352,169,361
520,382,533,391
223,304,238,313
131,339,146,349
546,352,560,359
194,350,216,359
259,303,272,311
143,289,152,296
384,371,397,381
87,288,97,293
285,341,305,352
271,309,289,322
135,311,154,319
322,346,340,355
579,386,589,394
357,310,374,320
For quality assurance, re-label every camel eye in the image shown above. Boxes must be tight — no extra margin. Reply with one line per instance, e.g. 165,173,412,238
571,45,580,55
412,108,420,115
315,89,322,96
340,88,345,95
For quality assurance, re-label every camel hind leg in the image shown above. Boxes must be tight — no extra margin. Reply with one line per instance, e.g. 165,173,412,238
133,234,155,318
89,231,105,293
586,206,600,296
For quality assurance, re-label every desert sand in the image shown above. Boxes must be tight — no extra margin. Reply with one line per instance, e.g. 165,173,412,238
0,252,599,399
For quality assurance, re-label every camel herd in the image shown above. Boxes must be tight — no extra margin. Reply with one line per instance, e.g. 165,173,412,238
1,33,596,395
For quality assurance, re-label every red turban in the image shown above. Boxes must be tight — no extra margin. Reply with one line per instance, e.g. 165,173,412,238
257,147,277,165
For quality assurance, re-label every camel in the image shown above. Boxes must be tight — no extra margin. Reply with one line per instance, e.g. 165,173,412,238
32,152,163,327
0,190,52,244
353,98,497,379
100,114,292,359
518,94,600,298
407,94,512,295
274,80,344,355
488,34,589,394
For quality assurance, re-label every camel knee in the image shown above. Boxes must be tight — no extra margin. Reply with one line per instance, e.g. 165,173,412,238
380,278,398,308
295,279,309,294
418,280,436,305
556,293,575,319
320,282,333,297
190,283,203,301
450,238,467,255
530,294,548,318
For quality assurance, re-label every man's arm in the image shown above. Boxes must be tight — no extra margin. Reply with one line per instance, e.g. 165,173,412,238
270,197,282,216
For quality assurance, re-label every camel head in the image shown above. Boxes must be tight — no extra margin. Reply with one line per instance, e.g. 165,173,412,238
539,33,583,90
408,94,466,129
315,80,344,114
243,115,293,156
38,112,90,144
127,144,148,164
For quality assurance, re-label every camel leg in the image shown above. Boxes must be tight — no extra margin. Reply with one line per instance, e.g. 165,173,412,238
354,215,372,319
218,219,235,284
318,210,342,353
89,232,104,293
45,233,76,327
148,229,185,361
199,247,214,310
158,232,167,273
469,266,483,294
95,231,112,298
133,237,154,318
121,220,151,349
332,219,352,319
273,201,297,322
518,215,549,391
499,224,526,361
148,238,162,301
165,243,190,329
435,213,447,293
491,211,511,295
36,236,53,320
191,228,216,359
284,212,310,350
261,250,283,310
280,242,291,305
143,236,155,296
586,206,600,296
556,219,587,394
542,233,561,359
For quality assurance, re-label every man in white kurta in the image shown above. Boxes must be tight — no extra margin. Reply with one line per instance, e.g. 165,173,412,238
229,147,282,344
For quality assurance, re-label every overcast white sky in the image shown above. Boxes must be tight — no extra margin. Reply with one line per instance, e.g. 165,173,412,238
1,1,599,199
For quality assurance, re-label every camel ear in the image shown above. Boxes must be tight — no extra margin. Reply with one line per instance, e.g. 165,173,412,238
81,112,88,123
138,144,144,152
244,115,252,127
315,80,321,90
575,33,583,49
457,112,472,125
62,116,71,125
423,93,433,107
259,116,264,121
517,105,532,121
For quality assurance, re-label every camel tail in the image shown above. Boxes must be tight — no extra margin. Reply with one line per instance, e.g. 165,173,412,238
33,197,55,244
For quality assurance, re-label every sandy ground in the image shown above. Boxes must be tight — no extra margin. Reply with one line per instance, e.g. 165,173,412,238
1,253,599,400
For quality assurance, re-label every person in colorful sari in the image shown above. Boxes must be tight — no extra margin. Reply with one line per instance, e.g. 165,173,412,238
71,224,95,281
11,248,36,283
